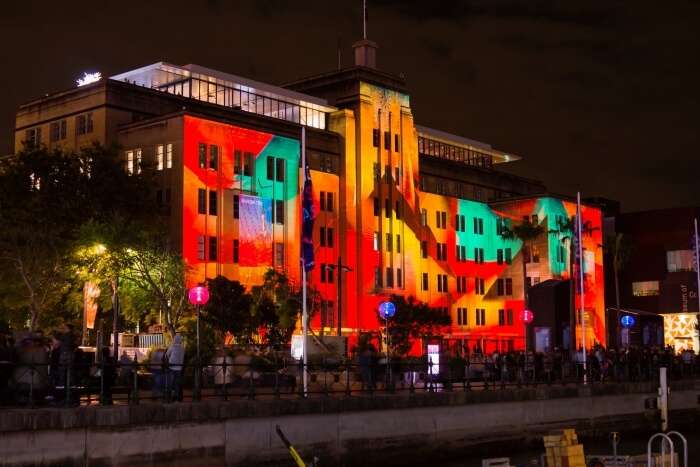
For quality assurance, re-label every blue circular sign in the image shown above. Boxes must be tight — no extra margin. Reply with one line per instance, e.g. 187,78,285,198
620,315,636,328
378,301,396,320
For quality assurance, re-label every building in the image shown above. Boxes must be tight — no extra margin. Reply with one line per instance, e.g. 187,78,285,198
14,39,606,353
606,206,700,351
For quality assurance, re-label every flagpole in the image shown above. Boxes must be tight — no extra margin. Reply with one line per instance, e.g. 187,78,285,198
694,218,700,351
363,0,367,40
301,126,308,397
577,192,587,384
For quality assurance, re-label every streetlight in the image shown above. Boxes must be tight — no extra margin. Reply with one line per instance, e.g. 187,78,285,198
324,257,353,337
378,301,396,387
188,285,210,364
520,308,534,351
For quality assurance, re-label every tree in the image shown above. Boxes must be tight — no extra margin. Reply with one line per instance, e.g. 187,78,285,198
202,276,254,347
386,295,451,357
251,269,302,349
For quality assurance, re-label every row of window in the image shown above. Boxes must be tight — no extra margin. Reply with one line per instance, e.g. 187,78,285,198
197,143,288,183
196,237,285,266
420,274,486,295
373,163,401,186
319,191,334,212
456,308,514,327
127,144,173,174
26,113,94,147
200,190,285,224
374,267,404,289
373,197,402,219
372,129,400,152
420,210,488,235
373,233,402,253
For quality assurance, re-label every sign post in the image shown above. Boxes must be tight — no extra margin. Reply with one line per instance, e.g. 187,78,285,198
188,285,209,400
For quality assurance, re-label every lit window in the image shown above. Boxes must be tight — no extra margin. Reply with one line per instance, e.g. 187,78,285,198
166,143,173,168
156,144,164,171
667,250,694,273
126,150,134,175
632,281,660,297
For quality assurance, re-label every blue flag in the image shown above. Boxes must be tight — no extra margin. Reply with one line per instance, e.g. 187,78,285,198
301,163,315,272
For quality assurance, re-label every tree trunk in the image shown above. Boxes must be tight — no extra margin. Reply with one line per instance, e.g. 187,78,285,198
569,239,576,360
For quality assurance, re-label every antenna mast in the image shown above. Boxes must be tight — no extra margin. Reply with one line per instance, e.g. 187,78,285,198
363,0,367,39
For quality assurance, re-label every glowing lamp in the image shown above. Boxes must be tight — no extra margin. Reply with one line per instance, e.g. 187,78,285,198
520,309,534,324
620,315,636,328
378,301,396,320
188,286,210,306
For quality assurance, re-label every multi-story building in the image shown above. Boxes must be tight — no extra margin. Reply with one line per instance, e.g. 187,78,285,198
14,39,605,352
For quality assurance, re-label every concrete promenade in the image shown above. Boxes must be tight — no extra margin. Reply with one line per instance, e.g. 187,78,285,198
1,380,699,466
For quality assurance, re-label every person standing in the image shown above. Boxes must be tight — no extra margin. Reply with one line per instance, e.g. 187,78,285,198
165,335,185,401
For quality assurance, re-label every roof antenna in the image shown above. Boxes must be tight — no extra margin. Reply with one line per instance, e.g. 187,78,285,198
363,0,367,40
337,36,342,70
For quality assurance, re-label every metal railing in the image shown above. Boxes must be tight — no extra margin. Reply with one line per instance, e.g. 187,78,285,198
1,352,698,408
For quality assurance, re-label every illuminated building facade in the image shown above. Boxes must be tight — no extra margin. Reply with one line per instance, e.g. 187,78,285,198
15,41,605,352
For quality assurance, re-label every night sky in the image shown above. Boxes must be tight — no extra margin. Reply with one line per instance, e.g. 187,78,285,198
2,0,698,212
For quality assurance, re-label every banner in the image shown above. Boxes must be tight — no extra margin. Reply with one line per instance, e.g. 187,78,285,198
301,163,315,272
239,194,273,266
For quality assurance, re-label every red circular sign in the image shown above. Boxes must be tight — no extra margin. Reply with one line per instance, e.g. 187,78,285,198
188,286,210,306
520,309,534,324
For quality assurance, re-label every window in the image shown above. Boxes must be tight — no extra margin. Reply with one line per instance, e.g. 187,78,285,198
456,276,467,293
632,281,660,297
394,134,400,152
243,152,253,176
375,267,383,288
497,279,504,296
473,217,484,235
208,237,217,261
496,217,505,235
384,165,391,184
667,250,694,272
396,234,401,253
474,248,484,264
198,143,207,168
275,242,284,266
234,150,241,175
267,156,274,180
135,149,142,174
507,309,513,326
475,277,485,295
327,228,334,248
385,199,391,218
373,162,381,180
475,309,486,326
156,144,164,170
327,266,334,283
326,192,334,212
197,189,206,214
209,145,219,170
421,209,427,226
436,274,447,293
274,200,284,224
531,245,540,263
25,127,41,147
499,309,505,326
506,278,513,295
397,268,402,287
457,307,468,326
394,167,400,186
233,195,240,219
166,143,173,169
384,131,391,150
320,227,326,247
197,236,205,261
209,191,217,215
386,267,394,287
233,239,239,263
497,249,503,265
386,233,392,252
421,240,428,258
76,113,93,135
523,246,532,263
126,150,134,175
421,273,429,291
505,248,512,265
435,211,440,227
49,122,60,142
441,212,447,229
322,300,335,328
395,200,401,219
372,129,380,147
374,232,380,251
275,158,285,182
373,197,380,216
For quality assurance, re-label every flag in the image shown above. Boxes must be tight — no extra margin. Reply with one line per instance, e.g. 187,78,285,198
301,162,315,272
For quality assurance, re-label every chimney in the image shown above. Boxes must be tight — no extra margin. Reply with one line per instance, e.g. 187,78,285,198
352,39,378,69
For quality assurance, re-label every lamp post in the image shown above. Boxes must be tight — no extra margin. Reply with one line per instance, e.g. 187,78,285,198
188,284,209,400
378,301,396,387
520,308,534,351
325,256,353,337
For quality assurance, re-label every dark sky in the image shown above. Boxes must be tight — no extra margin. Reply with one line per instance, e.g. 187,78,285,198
2,0,698,212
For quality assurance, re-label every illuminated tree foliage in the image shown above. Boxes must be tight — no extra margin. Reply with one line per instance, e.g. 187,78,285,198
386,295,451,357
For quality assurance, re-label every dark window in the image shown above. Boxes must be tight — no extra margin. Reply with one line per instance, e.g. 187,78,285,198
441,212,446,229
209,145,219,170
209,190,217,215
198,143,207,169
76,115,86,135
327,266,334,284
505,248,512,264
497,279,504,296
373,197,380,216
208,236,217,261
422,273,428,291
197,189,206,214
372,129,380,147
375,267,382,288
497,249,503,265
384,131,391,150
275,200,284,224
320,227,326,247
397,268,402,287
326,192,334,212
507,309,513,325
275,158,285,182
396,234,401,253
394,167,400,186
386,267,394,287
327,228,334,248
233,239,239,263
320,192,326,212
86,113,93,133
499,309,505,326
234,150,241,175
267,157,274,180
50,122,60,142
385,199,391,218
395,200,401,219
244,152,253,176
394,134,399,152
233,195,239,219
421,240,428,258
506,278,513,295
386,233,392,252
